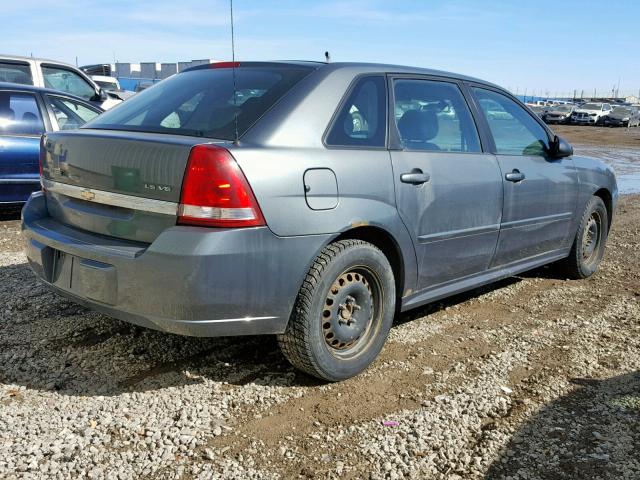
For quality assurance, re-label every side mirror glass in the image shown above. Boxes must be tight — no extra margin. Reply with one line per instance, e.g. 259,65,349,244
550,135,573,158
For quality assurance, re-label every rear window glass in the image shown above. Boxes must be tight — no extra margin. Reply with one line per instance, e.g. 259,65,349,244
0,62,33,85
85,65,314,140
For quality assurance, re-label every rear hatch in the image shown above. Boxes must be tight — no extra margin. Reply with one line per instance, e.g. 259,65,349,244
40,62,316,243
42,129,209,243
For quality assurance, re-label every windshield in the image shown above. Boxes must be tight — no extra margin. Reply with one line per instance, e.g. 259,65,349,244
611,107,632,114
554,105,573,112
581,103,602,110
86,65,314,139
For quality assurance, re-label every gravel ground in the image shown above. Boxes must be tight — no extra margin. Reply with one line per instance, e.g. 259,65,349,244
1,192,639,478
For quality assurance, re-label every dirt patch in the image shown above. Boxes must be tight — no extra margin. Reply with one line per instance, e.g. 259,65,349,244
551,123,640,147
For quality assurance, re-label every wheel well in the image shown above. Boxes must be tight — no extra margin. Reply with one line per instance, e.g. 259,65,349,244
333,227,404,299
593,188,613,229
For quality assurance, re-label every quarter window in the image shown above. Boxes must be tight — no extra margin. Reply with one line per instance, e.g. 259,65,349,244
326,76,387,148
0,91,44,136
472,87,549,156
42,65,96,100
393,79,481,152
46,95,101,130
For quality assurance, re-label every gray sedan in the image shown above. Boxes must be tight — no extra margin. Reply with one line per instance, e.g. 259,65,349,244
22,61,617,381
603,106,640,127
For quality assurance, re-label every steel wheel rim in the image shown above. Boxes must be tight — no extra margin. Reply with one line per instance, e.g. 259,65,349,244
582,211,602,265
321,266,383,359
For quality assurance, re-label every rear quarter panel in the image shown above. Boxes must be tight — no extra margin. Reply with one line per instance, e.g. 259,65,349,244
234,66,420,295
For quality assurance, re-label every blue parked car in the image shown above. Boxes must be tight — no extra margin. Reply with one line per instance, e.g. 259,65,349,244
0,83,102,208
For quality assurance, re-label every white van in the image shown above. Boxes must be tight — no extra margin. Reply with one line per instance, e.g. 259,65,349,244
0,54,121,109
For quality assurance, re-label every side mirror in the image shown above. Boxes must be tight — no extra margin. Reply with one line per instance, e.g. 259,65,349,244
91,88,108,102
549,135,573,158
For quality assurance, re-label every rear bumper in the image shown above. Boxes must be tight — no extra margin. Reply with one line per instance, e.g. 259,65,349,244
22,192,330,337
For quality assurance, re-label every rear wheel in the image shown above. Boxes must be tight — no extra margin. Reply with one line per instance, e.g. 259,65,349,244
278,240,395,381
559,196,609,279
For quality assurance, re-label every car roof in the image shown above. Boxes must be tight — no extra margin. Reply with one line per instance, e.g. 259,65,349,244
322,62,498,85
182,60,502,89
0,81,102,107
0,53,77,68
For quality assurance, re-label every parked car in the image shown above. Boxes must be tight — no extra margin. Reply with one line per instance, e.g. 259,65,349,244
0,83,102,206
91,75,120,92
81,63,112,77
602,106,640,127
22,62,617,381
91,75,135,101
529,105,547,120
571,102,612,125
544,104,575,124
0,54,121,109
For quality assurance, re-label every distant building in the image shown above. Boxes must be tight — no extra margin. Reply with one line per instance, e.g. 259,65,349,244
104,59,221,91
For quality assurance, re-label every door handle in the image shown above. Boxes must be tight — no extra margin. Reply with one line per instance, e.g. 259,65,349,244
401,169,430,185
505,169,525,182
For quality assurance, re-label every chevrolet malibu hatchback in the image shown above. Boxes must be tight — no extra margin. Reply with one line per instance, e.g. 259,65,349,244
22,61,617,381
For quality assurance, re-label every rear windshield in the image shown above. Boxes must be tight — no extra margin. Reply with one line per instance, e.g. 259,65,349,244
85,65,314,139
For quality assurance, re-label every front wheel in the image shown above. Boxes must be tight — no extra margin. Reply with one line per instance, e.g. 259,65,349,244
278,240,396,381
559,196,609,279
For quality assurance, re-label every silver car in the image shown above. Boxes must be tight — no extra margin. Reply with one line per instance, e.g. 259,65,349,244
22,62,617,381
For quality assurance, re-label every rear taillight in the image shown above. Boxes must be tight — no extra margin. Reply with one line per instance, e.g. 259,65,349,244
177,144,265,228
39,135,46,190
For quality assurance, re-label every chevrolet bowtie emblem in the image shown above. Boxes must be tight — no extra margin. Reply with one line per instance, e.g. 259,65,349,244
80,189,96,201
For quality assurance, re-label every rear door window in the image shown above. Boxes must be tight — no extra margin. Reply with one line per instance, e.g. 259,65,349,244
42,65,96,100
325,75,387,148
393,79,481,152
472,87,549,156
0,62,33,85
0,91,44,136
86,65,315,140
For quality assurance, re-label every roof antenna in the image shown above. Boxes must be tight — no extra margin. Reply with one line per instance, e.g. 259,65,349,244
230,0,239,143
324,51,331,63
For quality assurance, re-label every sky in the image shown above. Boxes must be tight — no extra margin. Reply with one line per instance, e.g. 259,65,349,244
4,0,640,98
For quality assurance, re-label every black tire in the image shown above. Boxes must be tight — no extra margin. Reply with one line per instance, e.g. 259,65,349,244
559,196,609,279
278,240,396,381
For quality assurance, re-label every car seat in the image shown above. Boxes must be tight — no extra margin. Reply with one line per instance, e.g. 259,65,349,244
20,112,41,135
397,109,441,150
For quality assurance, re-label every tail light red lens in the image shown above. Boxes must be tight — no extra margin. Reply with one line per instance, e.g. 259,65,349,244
39,135,46,190
177,144,265,228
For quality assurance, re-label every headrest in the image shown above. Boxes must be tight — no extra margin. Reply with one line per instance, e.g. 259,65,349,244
397,109,438,142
